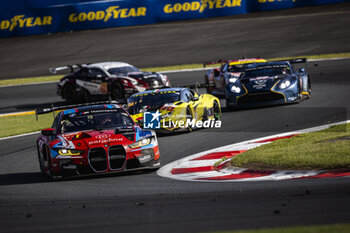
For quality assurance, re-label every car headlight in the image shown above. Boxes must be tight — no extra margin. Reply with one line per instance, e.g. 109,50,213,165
230,85,241,93
228,77,238,83
160,74,168,82
58,149,84,156
129,137,152,148
279,80,291,89
130,79,138,85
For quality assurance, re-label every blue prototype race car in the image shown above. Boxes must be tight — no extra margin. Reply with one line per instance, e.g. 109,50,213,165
225,58,311,110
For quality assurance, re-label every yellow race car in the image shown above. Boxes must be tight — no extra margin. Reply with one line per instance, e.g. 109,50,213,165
127,87,221,132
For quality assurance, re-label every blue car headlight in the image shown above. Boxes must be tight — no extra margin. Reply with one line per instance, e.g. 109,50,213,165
230,85,241,93
228,77,238,83
279,80,291,89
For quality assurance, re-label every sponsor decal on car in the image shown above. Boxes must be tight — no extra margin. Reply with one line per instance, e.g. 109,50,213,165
253,79,267,89
88,138,123,145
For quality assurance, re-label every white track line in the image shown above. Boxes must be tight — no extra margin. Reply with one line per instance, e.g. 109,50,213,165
0,131,40,141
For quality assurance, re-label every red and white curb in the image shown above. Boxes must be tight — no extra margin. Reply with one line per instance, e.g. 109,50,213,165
157,120,350,182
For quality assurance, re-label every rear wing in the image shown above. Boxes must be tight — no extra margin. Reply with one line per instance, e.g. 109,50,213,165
203,57,267,68
203,59,229,68
49,64,85,74
35,100,125,120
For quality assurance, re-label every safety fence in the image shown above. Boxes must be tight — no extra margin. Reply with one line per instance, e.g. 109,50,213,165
0,0,347,38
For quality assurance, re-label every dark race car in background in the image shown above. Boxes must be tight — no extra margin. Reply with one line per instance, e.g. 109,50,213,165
36,103,160,180
52,62,170,103
204,58,267,96
224,58,311,110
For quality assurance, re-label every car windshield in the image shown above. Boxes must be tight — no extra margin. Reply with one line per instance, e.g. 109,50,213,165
227,65,244,72
59,111,134,133
128,91,181,108
108,66,140,75
242,65,291,78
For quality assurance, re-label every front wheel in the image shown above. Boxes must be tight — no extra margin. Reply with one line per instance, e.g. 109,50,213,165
37,144,45,174
213,101,221,120
186,108,193,132
62,84,77,103
111,82,124,101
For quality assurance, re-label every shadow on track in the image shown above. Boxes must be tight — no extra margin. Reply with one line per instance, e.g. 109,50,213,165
0,172,49,186
0,169,154,186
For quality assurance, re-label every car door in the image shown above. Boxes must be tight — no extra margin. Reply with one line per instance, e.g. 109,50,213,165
76,68,108,95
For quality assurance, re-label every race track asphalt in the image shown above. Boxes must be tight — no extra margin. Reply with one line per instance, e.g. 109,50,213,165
0,58,350,233
0,3,350,233
0,2,349,79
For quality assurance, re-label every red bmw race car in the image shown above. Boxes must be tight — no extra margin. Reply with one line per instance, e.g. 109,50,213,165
52,61,170,103
36,102,160,180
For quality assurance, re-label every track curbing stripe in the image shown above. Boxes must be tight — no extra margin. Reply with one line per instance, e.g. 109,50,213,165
157,120,350,182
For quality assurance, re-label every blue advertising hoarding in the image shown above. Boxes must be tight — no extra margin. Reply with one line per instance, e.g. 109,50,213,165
0,0,155,38
0,0,347,37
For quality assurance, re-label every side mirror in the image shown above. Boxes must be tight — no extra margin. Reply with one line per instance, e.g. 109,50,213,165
299,68,305,73
41,128,56,136
191,96,199,101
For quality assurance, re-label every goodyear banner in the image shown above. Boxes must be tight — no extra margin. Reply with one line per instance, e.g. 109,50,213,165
154,0,247,21
0,0,154,38
0,0,348,37
0,8,60,37
59,1,154,31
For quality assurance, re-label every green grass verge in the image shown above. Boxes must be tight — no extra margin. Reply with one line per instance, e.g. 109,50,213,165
0,113,55,138
0,75,63,86
211,224,350,233
231,123,350,170
1,52,350,87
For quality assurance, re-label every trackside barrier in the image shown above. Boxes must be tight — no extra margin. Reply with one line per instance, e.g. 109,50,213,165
0,0,348,38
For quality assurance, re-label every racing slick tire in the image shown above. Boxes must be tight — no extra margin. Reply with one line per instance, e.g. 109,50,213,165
62,84,82,103
46,147,62,180
186,107,193,132
111,82,125,101
213,100,221,120
306,77,312,99
37,144,45,175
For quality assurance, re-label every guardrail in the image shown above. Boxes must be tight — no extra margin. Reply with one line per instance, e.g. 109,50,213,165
0,0,347,38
